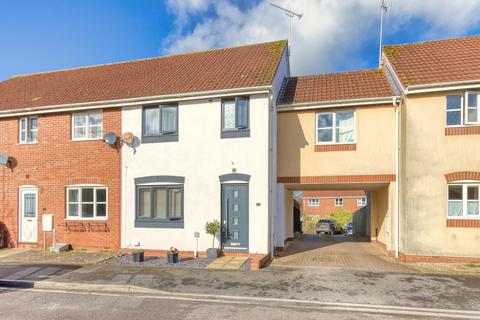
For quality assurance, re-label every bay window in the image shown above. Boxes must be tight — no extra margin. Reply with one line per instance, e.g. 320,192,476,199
67,186,107,219
316,110,355,144
448,183,480,218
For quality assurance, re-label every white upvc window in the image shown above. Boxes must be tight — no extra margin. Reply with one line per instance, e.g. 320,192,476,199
72,111,103,140
335,198,343,206
307,198,319,207
19,116,38,144
316,110,355,144
357,197,367,206
67,186,108,219
447,183,480,219
446,92,480,127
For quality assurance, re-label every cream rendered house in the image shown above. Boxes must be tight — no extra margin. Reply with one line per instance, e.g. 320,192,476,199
276,35,480,262
120,40,289,263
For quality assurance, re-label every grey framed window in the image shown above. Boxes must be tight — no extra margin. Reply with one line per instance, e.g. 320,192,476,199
142,104,178,143
19,116,38,144
135,185,184,228
221,97,250,138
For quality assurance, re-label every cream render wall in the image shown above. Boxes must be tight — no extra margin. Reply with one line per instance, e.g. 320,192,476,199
121,94,272,254
277,104,396,178
402,93,480,258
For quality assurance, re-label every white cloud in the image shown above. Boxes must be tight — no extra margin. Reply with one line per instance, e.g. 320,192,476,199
162,0,480,75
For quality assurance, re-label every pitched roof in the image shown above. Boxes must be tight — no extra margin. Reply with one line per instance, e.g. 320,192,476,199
304,190,366,198
278,69,394,105
384,35,480,88
0,40,287,112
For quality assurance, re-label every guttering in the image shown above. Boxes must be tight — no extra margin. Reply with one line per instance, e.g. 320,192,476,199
406,79,480,94
277,96,397,112
0,85,272,118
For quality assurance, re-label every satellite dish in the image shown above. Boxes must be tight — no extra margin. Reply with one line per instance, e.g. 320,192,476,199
122,132,134,146
0,153,9,166
103,132,117,146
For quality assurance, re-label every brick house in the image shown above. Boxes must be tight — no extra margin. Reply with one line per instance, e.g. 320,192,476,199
302,190,367,218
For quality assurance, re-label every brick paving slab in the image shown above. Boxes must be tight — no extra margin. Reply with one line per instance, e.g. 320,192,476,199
271,234,414,273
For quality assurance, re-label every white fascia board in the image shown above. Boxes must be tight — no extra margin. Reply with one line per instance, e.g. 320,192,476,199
0,86,271,118
277,96,397,112
406,80,480,95
382,53,406,94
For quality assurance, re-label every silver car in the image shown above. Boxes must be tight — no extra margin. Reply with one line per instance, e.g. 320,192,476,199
316,219,336,235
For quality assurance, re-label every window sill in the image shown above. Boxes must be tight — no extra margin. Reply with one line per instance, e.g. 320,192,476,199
315,143,356,152
445,125,480,136
65,217,108,221
19,141,38,145
221,129,250,139
71,138,103,142
446,219,480,228
135,220,184,229
142,134,179,143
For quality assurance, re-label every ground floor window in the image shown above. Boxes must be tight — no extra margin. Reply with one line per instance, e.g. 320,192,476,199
448,183,480,218
136,185,183,223
67,186,107,219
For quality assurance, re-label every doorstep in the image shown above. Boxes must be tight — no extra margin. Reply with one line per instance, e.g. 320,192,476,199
206,256,249,270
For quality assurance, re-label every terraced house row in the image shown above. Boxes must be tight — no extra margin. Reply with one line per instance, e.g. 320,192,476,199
0,35,479,265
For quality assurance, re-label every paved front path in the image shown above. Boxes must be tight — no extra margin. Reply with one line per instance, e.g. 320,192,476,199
272,234,412,273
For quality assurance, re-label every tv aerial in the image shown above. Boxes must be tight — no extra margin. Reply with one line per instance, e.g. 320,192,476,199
270,2,303,57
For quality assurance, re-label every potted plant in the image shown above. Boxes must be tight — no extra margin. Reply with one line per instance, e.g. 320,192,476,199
132,249,144,263
167,247,179,264
205,219,221,259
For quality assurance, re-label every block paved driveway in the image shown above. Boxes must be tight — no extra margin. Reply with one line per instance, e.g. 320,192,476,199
271,233,414,273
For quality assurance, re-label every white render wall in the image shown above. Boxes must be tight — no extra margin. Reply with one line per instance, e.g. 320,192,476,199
121,94,271,254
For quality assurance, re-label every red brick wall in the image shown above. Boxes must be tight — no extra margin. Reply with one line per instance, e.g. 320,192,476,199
0,108,121,250
302,197,364,218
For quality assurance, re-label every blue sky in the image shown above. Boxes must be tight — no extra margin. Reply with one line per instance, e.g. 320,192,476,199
1,0,480,81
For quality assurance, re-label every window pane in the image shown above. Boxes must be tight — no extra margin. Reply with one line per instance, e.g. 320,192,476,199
236,99,248,129
69,189,79,203
30,129,38,142
20,131,26,143
24,194,36,217
96,204,107,217
317,128,333,142
82,188,94,202
74,127,86,139
89,125,102,139
144,108,160,135
89,113,103,126
96,189,106,202
161,106,177,132
20,118,26,130
468,186,479,200
30,117,38,130
138,188,151,217
317,113,332,128
169,188,182,219
446,95,462,110
448,185,463,200
468,109,478,123
223,101,236,129
153,188,167,219
74,114,86,126
82,204,94,218
448,201,463,216
69,204,79,217
446,111,461,126
336,127,355,143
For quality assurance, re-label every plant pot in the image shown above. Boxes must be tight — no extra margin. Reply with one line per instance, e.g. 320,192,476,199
167,252,179,264
133,251,144,263
206,248,219,259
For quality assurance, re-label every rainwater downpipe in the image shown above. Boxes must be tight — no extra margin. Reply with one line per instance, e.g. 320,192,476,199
393,96,400,259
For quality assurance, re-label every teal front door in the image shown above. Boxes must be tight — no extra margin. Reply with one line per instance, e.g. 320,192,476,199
221,184,248,251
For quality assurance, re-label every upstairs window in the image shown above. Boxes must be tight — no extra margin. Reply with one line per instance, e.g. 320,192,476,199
221,97,249,138
316,110,355,144
335,198,344,206
143,105,178,138
357,197,367,206
448,183,480,218
307,198,319,207
446,93,480,126
72,111,103,140
19,116,38,144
